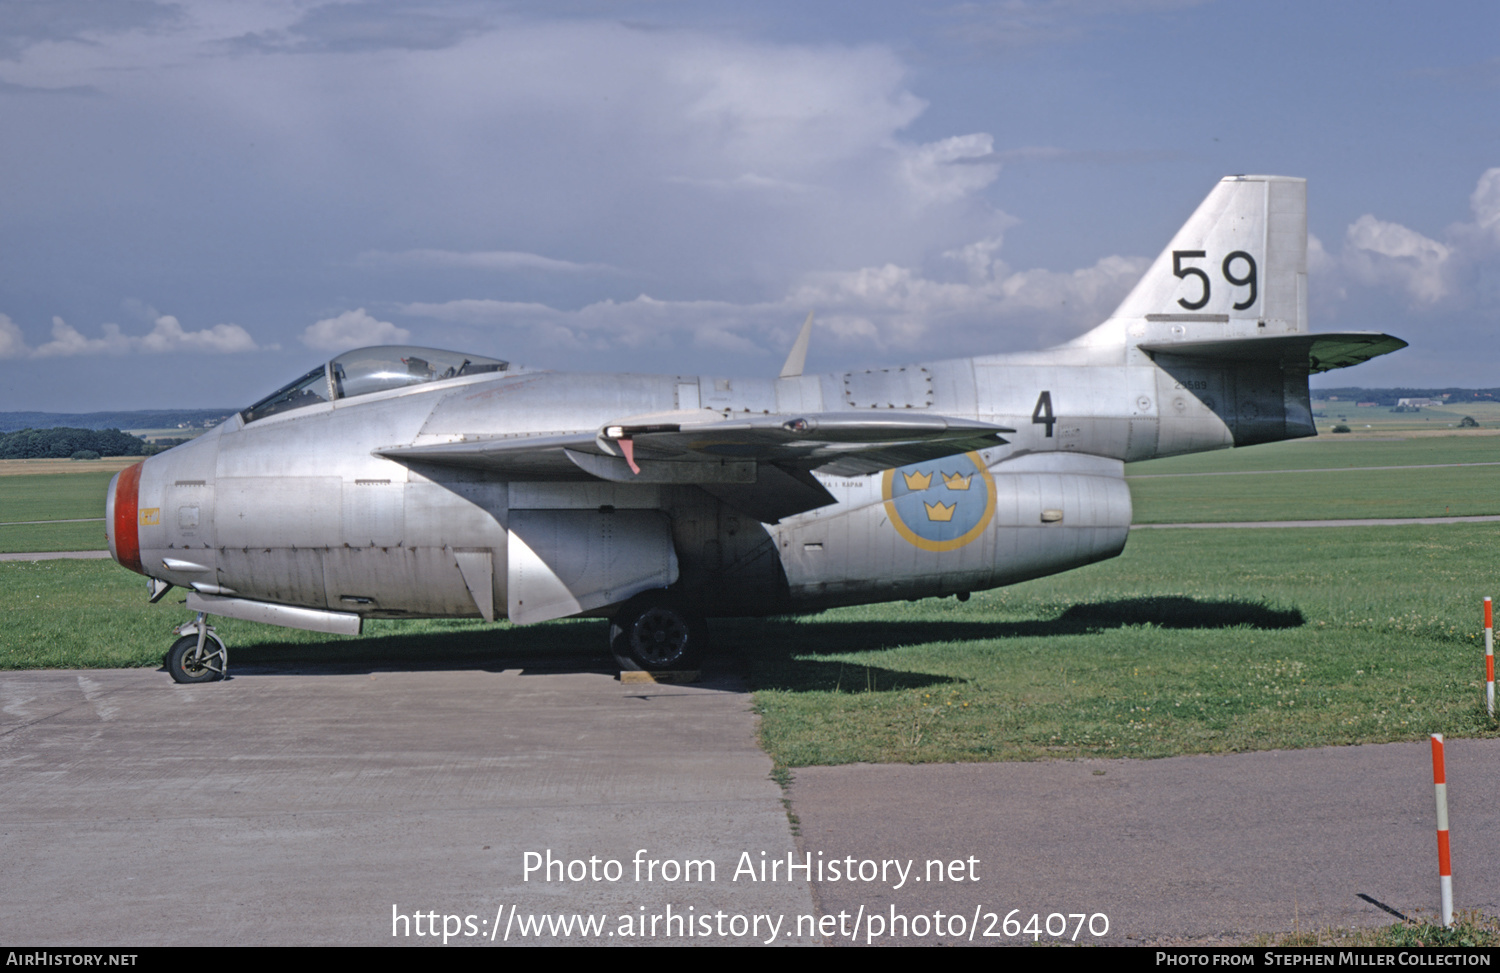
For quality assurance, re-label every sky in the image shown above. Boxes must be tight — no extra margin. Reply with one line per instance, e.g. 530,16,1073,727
0,0,1495,411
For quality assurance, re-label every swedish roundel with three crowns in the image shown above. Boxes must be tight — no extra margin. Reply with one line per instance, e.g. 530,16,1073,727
881,451,996,552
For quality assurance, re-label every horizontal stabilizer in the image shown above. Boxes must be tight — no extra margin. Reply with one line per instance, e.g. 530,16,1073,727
1138,331,1407,373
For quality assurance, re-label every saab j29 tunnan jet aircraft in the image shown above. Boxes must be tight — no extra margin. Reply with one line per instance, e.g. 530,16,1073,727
107,175,1404,683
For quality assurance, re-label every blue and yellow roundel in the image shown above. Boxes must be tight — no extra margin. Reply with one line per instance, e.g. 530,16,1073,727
881,451,995,552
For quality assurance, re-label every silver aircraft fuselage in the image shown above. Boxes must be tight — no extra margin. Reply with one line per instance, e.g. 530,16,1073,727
105,176,1404,676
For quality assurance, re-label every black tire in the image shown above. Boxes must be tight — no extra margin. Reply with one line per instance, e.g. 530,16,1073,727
166,635,223,684
610,596,707,672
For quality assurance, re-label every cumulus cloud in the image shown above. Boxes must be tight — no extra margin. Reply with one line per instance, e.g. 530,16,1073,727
31,318,128,356
398,174,1500,366
898,133,1000,205
788,252,1149,350
15,5,1491,394
1342,214,1453,304
401,296,757,355
302,308,411,350
1468,167,1500,242
0,314,27,359
140,315,259,353
1318,168,1500,310
202,20,1011,289
401,244,1150,365
10,314,260,358
0,8,1022,379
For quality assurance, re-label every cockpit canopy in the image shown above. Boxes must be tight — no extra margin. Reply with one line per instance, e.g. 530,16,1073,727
241,346,508,424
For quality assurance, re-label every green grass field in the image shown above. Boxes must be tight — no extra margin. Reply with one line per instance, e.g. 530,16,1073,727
0,520,109,553
1311,397,1500,435
738,523,1499,765
0,468,114,553
1128,430,1500,474
1125,432,1500,522
0,469,116,522
1127,464,1500,522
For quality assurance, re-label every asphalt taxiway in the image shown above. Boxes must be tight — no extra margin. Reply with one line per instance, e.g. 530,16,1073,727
2,664,1495,946
0,664,816,946
788,741,1500,945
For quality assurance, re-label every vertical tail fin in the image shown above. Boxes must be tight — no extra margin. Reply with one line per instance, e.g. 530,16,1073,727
1082,175,1308,346
1082,176,1404,453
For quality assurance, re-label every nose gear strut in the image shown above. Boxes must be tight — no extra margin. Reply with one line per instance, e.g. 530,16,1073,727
166,612,228,683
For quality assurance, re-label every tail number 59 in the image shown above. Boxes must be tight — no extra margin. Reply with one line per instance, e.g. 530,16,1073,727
1172,250,1258,311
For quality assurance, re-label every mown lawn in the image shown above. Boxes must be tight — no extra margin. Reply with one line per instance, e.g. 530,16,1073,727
734,524,1499,765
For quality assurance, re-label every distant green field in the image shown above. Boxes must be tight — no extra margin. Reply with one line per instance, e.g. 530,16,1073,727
1124,433,1500,522
743,523,1499,765
0,470,114,523
0,471,112,553
0,521,108,553
1127,432,1500,475
1311,398,1500,435
1128,464,1500,523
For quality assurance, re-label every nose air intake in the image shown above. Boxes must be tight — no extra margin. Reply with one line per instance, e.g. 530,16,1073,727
107,462,145,575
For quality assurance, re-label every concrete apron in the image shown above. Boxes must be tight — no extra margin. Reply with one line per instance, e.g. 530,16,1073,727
0,666,816,946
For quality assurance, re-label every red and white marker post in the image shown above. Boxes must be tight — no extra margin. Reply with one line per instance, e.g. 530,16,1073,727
1485,597,1494,719
1431,733,1453,928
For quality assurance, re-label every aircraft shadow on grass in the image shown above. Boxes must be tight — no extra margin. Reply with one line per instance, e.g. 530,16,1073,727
195,596,1300,690
749,596,1303,653
730,596,1305,693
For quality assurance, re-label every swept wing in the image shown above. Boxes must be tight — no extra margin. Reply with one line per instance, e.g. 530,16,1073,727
376,411,1011,520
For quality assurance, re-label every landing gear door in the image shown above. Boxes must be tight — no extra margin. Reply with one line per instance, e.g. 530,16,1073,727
506,510,678,625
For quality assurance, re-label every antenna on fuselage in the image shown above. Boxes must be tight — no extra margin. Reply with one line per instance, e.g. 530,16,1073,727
778,311,815,379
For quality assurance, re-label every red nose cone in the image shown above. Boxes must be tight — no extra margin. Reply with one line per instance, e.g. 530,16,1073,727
110,462,145,575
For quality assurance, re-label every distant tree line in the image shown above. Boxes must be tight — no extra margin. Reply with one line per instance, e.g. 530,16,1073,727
0,428,149,459
1315,387,1500,407
0,409,233,434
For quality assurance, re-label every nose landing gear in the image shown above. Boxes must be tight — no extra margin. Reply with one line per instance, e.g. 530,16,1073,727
166,612,228,683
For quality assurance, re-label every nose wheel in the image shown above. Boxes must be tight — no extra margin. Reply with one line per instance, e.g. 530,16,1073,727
166,613,228,683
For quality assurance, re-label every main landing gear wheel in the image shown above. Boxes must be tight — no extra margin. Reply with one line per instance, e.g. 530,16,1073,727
610,595,707,672
165,613,228,683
